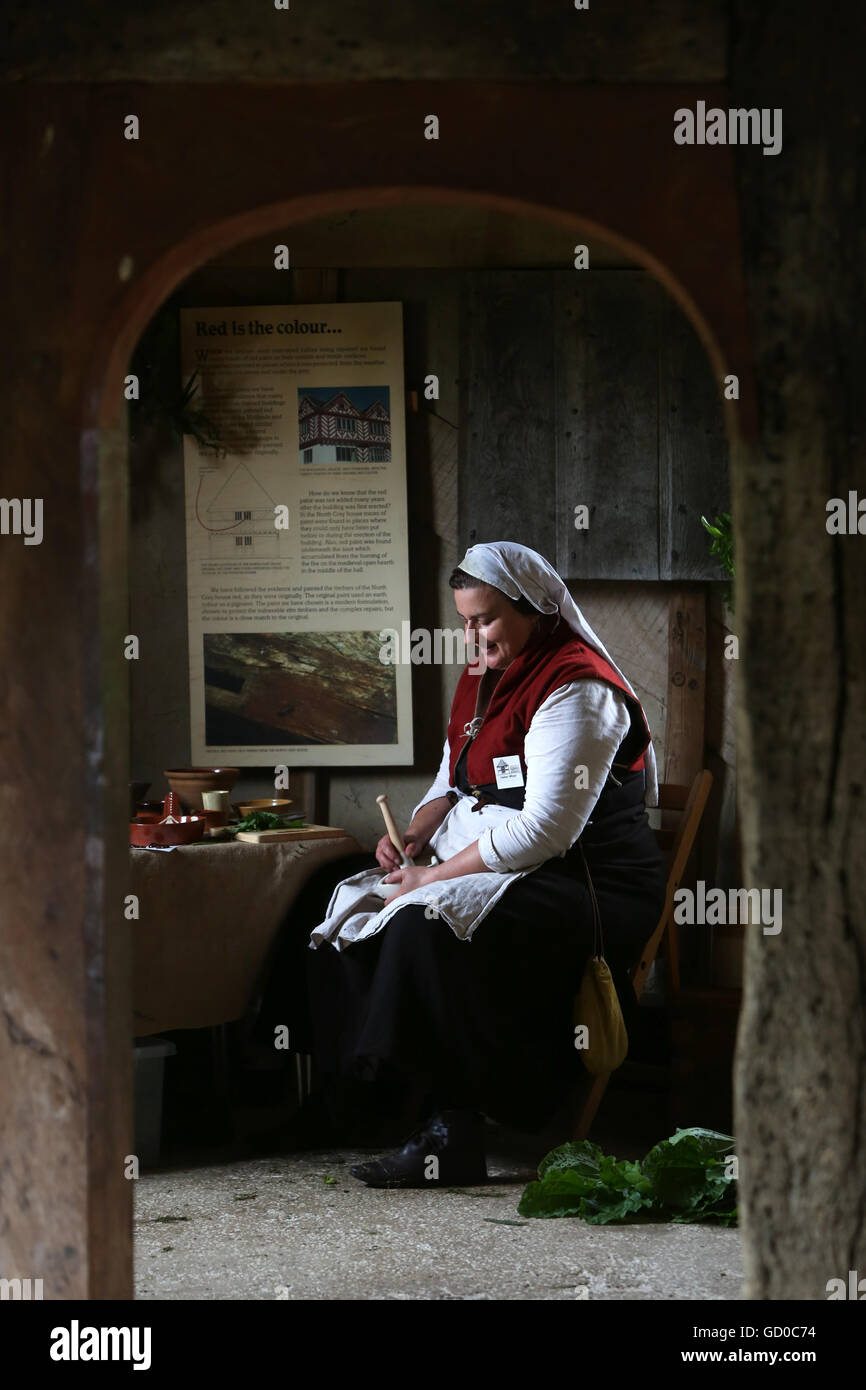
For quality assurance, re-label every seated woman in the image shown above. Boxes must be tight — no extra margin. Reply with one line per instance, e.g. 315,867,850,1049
303,540,666,1188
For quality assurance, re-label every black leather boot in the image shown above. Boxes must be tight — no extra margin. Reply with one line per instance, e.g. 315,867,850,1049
350,1108,488,1188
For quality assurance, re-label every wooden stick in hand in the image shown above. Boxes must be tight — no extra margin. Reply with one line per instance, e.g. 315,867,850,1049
376,793,414,866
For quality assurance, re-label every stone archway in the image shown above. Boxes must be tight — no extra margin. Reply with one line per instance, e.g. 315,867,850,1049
1,81,753,1298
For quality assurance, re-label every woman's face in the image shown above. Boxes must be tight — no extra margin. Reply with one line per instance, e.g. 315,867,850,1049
454,584,539,672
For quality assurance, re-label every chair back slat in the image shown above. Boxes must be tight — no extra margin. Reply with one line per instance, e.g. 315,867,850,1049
632,769,714,1002
573,767,714,1141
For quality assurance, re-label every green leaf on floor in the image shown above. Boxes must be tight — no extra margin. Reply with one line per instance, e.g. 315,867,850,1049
322,1175,338,1184
447,1188,509,1198
483,1217,529,1226
518,1129,737,1226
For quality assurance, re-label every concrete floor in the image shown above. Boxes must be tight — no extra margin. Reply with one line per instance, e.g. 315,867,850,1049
134,1140,743,1300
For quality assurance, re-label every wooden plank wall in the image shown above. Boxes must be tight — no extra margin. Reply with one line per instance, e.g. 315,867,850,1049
555,270,660,580
459,271,557,558
459,268,730,585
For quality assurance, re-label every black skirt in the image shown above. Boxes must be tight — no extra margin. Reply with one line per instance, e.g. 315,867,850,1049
281,768,667,1132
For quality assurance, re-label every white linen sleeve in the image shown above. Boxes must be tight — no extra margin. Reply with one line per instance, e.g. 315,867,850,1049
409,736,453,821
475,680,633,873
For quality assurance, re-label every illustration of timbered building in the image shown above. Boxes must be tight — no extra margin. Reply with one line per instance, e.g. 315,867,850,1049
203,461,280,556
298,390,391,463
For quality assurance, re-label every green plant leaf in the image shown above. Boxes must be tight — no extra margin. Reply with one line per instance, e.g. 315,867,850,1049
518,1128,737,1226
641,1130,736,1214
537,1141,606,1180
578,1185,655,1225
517,1170,595,1219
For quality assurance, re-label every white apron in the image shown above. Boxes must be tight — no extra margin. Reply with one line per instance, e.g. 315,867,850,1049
308,795,536,952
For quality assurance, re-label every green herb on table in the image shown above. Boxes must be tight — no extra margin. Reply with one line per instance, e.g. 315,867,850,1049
228,812,308,833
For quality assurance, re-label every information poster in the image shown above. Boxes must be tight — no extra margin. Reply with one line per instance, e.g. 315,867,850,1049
180,302,413,766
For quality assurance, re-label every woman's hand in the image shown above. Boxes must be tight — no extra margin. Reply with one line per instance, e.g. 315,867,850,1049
375,833,429,870
382,864,436,899
374,834,423,870
375,833,403,871
374,795,453,870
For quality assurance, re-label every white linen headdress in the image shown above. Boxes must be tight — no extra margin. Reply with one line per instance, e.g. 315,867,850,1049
456,540,659,806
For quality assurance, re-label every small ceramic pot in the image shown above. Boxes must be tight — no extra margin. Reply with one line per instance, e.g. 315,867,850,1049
163,767,241,812
372,875,402,901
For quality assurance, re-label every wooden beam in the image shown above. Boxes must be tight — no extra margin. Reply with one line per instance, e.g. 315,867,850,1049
664,588,707,790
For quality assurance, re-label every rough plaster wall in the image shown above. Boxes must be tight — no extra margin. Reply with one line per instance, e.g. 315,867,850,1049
570,583,668,775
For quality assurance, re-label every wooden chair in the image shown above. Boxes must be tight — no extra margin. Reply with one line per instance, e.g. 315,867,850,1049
572,768,714,1140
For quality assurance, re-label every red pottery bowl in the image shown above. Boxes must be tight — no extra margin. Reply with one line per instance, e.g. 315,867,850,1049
129,813,207,848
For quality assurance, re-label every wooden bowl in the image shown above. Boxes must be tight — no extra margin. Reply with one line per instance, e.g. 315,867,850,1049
233,797,293,818
163,767,241,812
129,813,206,848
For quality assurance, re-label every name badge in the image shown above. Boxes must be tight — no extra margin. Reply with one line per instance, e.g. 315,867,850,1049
493,754,524,789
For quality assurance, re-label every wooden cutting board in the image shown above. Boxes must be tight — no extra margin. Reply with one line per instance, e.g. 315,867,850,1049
235,823,347,843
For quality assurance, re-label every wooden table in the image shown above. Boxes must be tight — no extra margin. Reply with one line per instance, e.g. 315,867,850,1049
130,833,362,1037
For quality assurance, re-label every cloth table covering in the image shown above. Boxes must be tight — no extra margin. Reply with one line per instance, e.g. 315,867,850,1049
131,835,361,1035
